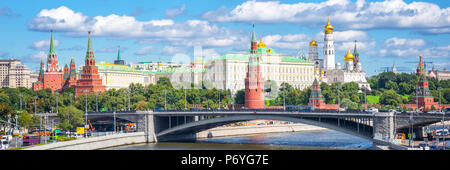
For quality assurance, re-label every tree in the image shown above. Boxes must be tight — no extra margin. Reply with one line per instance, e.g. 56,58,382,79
135,100,149,111
380,90,402,107
385,80,398,92
57,106,84,131
234,89,245,104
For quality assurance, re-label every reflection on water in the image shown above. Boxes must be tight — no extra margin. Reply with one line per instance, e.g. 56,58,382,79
108,130,373,150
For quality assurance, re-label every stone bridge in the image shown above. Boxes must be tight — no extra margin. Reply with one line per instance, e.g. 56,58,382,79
44,110,445,145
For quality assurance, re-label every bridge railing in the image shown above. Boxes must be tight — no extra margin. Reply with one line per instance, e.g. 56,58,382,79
152,108,375,114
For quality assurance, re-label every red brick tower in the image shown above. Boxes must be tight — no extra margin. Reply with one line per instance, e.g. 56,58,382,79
41,30,64,93
74,31,105,97
402,66,440,111
244,25,265,109
62,57,78,90
63,63,69,80
308,78,339,110
32,58,45,90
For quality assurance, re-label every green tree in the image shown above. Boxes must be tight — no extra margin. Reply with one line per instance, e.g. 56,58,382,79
57,106,84,131
380,90,402,107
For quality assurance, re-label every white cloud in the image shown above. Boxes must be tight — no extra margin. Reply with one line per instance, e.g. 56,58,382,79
97,46,121,53
384,37,426,47
160,46,186,55
202,0,450,34
165,5,186,18
30,39,60,50
135,46,154,55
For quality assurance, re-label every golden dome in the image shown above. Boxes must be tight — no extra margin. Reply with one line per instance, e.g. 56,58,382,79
324,16,333,32
158,61,162,67
344,49,354,61
257,36,266,48
309,39,318,46
320,71,324,75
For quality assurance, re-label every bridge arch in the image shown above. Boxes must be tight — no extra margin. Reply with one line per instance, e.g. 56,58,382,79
156,115,374,142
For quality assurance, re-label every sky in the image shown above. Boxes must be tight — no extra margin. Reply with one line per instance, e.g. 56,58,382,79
0,0,449,76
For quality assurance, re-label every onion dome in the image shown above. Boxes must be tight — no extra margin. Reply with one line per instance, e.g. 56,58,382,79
158,61,162,67
257,36,266,48
324,16,333,32
344,49,354,61
309,37,318,46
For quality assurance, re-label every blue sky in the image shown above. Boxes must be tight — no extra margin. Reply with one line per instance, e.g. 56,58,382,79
0,0,449,76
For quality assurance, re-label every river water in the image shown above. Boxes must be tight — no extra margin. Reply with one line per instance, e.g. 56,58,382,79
108,130,374,150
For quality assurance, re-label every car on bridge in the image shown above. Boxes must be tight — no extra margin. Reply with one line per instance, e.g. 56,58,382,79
365,108,378,113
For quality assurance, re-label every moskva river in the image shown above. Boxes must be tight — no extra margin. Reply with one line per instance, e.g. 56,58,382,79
108,130,374,150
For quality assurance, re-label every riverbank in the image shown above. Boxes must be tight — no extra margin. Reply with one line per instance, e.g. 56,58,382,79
197,123,328,139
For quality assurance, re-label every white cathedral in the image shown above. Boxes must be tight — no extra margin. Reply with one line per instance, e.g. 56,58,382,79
309,17,371,91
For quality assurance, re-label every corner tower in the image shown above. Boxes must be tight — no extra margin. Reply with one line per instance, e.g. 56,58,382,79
245,25,265,109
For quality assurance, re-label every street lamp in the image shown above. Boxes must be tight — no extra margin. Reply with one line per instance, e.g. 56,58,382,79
113,111,116,133
185,88,187,110
123,90,127,111
438,87,445,148
337,84,341,113
84,89,88,135
218,89,221,110
15,115,18,148
69,93,73,106
164,89,167,111
19,93,23,110
55,92,59,114
44,112,48,143
95,92,98,112
33,96,37,116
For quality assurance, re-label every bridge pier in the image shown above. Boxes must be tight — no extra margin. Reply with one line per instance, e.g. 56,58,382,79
373,112,395,141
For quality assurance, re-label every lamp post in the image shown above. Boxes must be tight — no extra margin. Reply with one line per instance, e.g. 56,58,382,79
15,115,18,147
69,93,73,106
84,90,88,137
164,89,167,111
123,90,127,111
7,114,11,135
39,112,42,141
33,96,37,116
55,92,59,114
337,84,341,113
218,89,221,110
95,92,98,112
113,111,116,133
282,84,286,111
185,88,187,110
44,112,48,143
128,89,131,111
19,93,23,110
438,87,445,148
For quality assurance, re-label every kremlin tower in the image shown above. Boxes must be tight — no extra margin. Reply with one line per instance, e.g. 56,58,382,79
32,30,64,93
62,57,78,91
244,25,265,109
323,16,335,72
74,31,106,97
402,55,440,111
308,78,339,110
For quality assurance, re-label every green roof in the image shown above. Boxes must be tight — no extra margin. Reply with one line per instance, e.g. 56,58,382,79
49,31,56,55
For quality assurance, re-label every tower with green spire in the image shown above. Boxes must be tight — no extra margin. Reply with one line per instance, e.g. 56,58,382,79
35,30,64,94
74,31,105,97
114,45,125,65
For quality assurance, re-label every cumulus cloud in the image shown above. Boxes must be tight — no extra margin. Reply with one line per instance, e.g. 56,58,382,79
135,46,154,55
97,46,122,53
202,0,450,34
29,39,60,50
165,5,186,18
160,46,186,55
378,37,448,58
384,37,426,47
28,6,246,51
